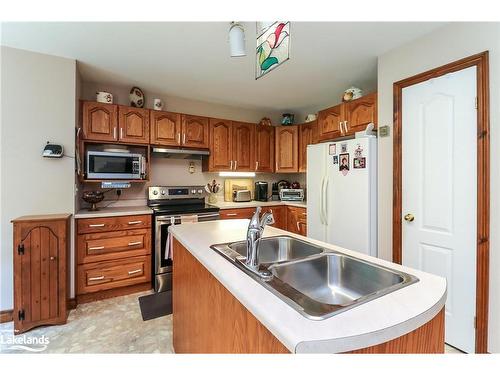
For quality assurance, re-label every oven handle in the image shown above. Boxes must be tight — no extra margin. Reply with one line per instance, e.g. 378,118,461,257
156,212,220,222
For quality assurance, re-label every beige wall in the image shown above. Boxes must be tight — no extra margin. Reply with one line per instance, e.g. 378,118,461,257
0,47,76,310
81,82,285,125
377,22,500,352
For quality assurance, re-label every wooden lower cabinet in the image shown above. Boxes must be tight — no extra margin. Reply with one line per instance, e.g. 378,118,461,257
262,206,287,230
76,214,152,303
219,207,256,220
12,214,71,334
286,206,307,236
172,238,445,353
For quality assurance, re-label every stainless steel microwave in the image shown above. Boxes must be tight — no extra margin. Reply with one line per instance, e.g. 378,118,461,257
86,150,145,180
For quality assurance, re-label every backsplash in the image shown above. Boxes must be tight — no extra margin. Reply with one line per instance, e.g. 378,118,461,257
78,158,306,209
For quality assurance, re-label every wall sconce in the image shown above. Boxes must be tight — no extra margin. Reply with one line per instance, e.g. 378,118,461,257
229,22,246,57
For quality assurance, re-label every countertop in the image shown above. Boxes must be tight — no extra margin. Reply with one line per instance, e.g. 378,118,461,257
209,200,307,209
169,220,447,353
74,205,153,219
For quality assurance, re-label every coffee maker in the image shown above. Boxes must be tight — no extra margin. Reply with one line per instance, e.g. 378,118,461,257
254,181,269,202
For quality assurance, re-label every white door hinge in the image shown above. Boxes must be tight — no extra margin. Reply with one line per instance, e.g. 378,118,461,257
475,97,478,109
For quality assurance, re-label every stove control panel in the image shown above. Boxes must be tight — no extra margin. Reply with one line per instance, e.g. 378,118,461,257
148,186,207,200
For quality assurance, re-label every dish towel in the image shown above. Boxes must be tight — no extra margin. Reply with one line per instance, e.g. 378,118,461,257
165,216,176,260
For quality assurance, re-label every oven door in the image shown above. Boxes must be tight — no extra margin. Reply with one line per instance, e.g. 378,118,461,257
87,151,141,179
154,212,219,291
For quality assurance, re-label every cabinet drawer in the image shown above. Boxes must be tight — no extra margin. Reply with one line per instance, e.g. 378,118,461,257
77,229,151,264
219,207,257,220
77,215,151,234
77,256,151,294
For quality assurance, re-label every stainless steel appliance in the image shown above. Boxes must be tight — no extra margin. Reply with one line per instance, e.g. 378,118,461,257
232,189,252,202
254,181,268,202
86,150,145,180
280,188,304,201
148,186,220,292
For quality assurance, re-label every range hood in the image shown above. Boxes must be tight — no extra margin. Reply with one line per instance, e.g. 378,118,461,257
151,147,210,160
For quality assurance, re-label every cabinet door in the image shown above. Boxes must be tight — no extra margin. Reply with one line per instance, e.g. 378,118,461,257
232,122,255,171
255,126,275,172
182,115,209,148
82,101,118,141
298,120,317,172
13,220,68,334
286,207,307,234
317,104,343,141
208,119,233,171
118,106,150,144
150,110,181,146
263,206,287,230
344,92,377,135
275,126,298,173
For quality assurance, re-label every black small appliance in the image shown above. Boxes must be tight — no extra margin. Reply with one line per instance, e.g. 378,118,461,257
254,181,269,202
271,182,280,201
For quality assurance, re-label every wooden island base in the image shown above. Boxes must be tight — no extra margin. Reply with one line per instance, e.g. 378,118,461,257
172,238,444,354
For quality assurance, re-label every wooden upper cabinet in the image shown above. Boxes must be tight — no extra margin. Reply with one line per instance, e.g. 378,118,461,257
298,120,317,172
275,126,298,173
255,126,275,173
208,118,233,171
12,214,71,334
150,110,181,146
232,122,255,171
344,92,377,134
118,105,150,144
317,103,343,141
82,101,118,141
182,114,209,148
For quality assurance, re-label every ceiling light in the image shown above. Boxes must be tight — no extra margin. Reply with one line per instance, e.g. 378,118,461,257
229,22,246,57
219,171,256,178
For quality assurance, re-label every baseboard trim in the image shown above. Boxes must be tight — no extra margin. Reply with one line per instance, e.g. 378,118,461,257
0,309,13,323
76,282,152,305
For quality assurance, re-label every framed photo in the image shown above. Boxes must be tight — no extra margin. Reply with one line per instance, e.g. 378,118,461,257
332,155,338,164
341,143,348,153
329,144,336,155
354,157,366,169
339,153,349,175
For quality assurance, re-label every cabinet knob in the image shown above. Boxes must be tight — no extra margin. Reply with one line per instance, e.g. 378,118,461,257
50,256,56,261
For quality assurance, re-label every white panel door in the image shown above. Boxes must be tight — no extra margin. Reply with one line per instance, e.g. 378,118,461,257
402,66,477,353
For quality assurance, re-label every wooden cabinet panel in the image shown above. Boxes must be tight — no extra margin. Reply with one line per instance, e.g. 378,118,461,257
298,121,317,172
182,114,209,148
118,106,150,144
207,118,233,171
150,110,181,146
219,207,256,220
317,103,343,141
13,214,71,334
77,229,151,264
275,126,298,173
286,206,307,235
232,122,255,171
82,101,118,141
255,126,275,172
77,256,151,294
344,92,377,135
262,206,287,230
77,214,151,234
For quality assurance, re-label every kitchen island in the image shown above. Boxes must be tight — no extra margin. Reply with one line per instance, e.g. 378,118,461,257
169,220,446,353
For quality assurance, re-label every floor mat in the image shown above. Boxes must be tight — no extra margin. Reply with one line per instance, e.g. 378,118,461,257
138,291,172,321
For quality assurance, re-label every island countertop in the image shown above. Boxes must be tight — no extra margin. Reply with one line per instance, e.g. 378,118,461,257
169,220,446,353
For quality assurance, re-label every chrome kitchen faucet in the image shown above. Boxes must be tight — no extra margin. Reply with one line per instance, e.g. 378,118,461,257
245,207,275,271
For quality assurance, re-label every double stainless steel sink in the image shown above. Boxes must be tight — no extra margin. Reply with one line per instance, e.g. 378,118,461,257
211,236,418,320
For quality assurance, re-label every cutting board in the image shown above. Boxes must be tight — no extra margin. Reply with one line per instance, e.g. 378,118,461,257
224,179,254,202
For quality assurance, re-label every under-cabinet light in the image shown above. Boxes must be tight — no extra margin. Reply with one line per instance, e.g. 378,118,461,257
219,171,256,178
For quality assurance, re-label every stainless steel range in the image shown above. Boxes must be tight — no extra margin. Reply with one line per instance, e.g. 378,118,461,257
148,186,220,292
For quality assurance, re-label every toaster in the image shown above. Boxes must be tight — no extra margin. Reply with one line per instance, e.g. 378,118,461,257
232,189,252,202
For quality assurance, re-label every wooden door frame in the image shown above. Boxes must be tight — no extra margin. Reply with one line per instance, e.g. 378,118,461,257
392,51,490,353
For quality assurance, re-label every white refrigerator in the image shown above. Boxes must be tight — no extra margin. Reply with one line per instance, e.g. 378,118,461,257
306,136,377,257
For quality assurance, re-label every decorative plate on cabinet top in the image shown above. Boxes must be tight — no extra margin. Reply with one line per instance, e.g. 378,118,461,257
129,86,145,108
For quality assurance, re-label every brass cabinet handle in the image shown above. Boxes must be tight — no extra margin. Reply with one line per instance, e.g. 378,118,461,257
297,222,300,232
128,220,142,225
120,127,123,139
230,160,233,170
89,223,105,227
128,269,142,275
339,121,343,135
128,241,142,246
183,133,186,144
113,127,117,139
404,213,415,222
177,133,181,144
88,246,105,250
234,160,238,170
255,161,259,171
226,213,238,217
88,276,105,281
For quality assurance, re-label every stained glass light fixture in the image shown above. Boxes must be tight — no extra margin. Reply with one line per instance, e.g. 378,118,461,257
229,22,246,57
256,21,290,79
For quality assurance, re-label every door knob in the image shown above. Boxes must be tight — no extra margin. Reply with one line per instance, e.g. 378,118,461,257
404,214,415,222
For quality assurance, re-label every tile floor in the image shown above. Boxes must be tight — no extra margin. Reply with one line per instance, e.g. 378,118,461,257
0,291,463,354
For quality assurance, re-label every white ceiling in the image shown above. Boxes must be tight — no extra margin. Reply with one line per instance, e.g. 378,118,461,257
1,22,445,113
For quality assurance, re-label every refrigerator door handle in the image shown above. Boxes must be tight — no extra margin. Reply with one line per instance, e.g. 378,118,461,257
323,176,329,225
319,176,326,225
